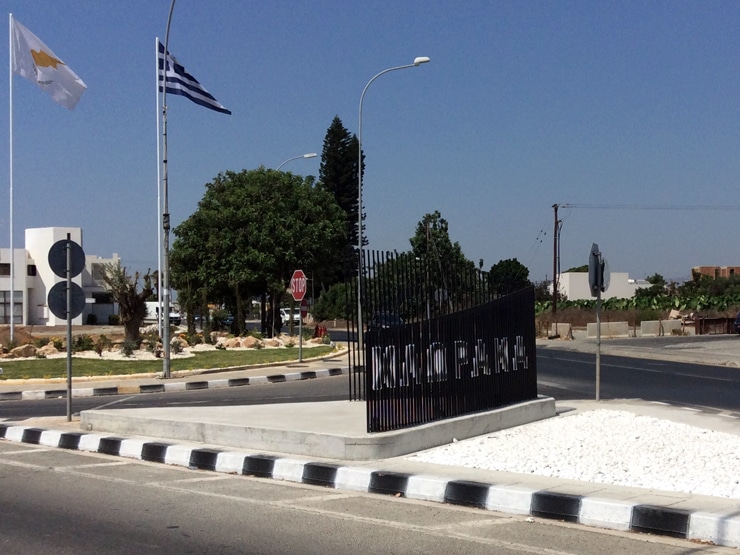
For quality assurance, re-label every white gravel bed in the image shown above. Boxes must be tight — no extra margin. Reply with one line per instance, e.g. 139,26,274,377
408,410,740,499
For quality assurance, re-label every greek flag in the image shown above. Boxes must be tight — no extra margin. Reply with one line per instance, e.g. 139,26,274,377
158,40,231,115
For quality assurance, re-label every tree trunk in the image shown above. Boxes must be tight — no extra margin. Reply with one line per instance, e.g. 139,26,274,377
124,317,142,344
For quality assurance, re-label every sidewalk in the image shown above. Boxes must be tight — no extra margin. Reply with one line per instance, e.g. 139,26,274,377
2,336,740,548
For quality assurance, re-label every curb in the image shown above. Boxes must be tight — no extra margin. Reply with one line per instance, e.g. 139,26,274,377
0,367,348,401
1,422,738,549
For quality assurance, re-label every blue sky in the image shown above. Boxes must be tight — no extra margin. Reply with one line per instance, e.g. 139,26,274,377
3,1,740,285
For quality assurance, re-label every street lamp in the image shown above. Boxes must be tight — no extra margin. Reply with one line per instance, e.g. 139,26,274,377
276,152,317,170
356,56,430,357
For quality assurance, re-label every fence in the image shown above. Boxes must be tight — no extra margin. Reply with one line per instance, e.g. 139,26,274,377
694,317,735,335
347,250,538,433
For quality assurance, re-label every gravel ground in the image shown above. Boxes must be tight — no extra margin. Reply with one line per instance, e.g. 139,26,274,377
408,409,740,499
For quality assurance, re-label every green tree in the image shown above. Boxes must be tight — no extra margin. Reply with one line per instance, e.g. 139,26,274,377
170,167,346,337
633,272,670,307
489,258,531,296
312,281,352,321
408,211,476,315
318,116,364,284
409,211,473,272
102,261,154,343
169,215,211,336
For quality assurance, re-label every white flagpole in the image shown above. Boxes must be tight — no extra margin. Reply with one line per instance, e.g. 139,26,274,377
155,37,163,339
8,14,14,342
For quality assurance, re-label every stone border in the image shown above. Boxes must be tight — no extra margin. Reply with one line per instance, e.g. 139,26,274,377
0,368,348,402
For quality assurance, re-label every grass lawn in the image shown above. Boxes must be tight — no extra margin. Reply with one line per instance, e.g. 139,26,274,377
0,345,337,381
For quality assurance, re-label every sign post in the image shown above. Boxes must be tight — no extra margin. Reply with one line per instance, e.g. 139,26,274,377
290,270,307,362
48,235,85,422
589,243,609,401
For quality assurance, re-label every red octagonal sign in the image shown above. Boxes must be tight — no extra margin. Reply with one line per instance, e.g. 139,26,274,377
290,269,307,302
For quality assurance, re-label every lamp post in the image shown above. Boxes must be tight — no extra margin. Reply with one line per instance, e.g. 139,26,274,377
276,152,317,170
356,56,430,360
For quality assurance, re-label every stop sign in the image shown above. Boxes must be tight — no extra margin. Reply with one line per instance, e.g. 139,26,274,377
290,269,307,302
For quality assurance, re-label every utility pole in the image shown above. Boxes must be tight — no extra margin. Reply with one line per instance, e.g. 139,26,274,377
552,203,559,315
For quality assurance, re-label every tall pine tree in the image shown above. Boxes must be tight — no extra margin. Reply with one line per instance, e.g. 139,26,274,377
319,116,365,284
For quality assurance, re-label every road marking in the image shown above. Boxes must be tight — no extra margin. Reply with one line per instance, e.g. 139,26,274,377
91,395,137,410
537,380,570,390
546,353,739,382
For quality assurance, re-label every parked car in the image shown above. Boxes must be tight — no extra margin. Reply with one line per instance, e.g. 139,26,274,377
280,308,301,326
367,313,404,331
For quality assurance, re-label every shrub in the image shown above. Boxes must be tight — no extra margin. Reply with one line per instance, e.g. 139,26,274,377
322,333,331,345
86,313,98,325
94,335,112,356
171,340,183,354
73,335,94,352
211,308,230,330
34,337,50,348
120,339,137,357
51,337,64,350
108,314,121,325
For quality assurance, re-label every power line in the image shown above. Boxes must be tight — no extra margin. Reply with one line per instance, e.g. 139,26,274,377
561,203,740,211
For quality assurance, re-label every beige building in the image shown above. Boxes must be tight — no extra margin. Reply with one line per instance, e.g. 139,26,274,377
691,266,740,279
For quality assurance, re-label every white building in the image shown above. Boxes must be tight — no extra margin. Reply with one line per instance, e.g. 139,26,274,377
555,271,648,301
0,227,120,326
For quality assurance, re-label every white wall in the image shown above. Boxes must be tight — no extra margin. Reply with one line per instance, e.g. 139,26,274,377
25,227,84,325
1,227,121,326
557,272,647,301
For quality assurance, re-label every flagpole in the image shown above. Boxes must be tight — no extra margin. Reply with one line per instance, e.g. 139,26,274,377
160,0,177,379
8,14,14,342
155,37,163,339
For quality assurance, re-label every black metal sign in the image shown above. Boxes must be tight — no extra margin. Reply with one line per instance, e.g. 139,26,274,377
347,250,538,433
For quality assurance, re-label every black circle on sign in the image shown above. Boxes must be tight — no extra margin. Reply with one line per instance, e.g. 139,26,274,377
48,239,86,279
48,281,86,320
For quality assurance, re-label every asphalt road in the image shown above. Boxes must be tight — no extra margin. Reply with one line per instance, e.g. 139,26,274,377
1,440,732,555
3,349,739,421
536,348,740,412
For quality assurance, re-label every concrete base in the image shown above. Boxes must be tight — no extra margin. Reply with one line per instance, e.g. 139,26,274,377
80,397,556,461
586,321,630,338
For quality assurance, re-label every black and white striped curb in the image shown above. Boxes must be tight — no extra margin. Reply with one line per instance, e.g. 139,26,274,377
0,367,347,401
1,422,738,549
